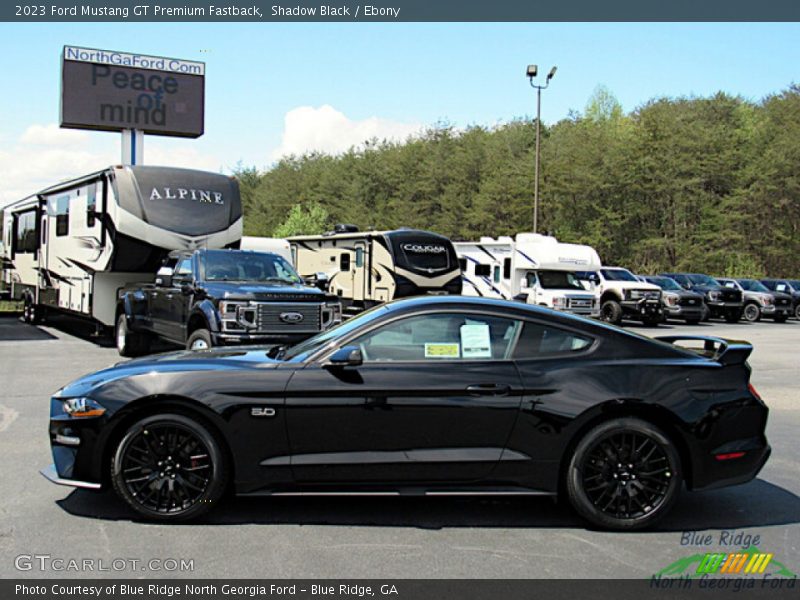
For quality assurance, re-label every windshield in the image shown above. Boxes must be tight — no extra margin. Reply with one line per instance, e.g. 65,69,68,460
600,268,638,282
201,250,302,284
648,276,682,291
788,280,800,290
687,274,720,286
538,270,586,290
739,279,770,293
282,304,388,361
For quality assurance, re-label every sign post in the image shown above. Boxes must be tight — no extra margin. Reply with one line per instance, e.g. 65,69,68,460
121,129,144,165
60,46,206,164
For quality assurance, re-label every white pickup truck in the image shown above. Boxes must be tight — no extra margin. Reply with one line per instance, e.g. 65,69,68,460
575,267,663,326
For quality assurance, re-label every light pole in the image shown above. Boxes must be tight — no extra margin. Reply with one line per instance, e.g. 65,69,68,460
527,64,557,233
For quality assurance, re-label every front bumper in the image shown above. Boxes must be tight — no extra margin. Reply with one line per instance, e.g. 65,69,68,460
620,299,662,318
663,305,704,319
212,331,318,345
40,463,101,490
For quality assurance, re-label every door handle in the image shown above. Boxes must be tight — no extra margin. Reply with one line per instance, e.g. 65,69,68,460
465,383,511,396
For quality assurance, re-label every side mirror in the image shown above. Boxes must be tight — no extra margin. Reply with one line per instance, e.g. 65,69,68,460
156,266,173,288
308,272,330,291
325,345,363,368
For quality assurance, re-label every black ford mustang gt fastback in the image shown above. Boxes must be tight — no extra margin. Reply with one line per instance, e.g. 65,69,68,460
42,296,770,530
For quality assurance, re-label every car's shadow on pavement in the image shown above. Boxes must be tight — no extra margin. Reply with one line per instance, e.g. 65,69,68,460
57,478,800,531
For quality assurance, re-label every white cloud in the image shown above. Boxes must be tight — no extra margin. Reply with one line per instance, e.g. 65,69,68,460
271,105,421,160
19,123,89,146
0,124,225,208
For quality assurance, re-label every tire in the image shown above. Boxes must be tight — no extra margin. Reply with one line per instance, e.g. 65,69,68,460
701,304,711,322
111,413,228,522
22,294,41,325
684,318,701,325
116,313,150,357
600,299,623,325
565,417,682,531
186,328,213,351
742,304,760,323
795,305,800,320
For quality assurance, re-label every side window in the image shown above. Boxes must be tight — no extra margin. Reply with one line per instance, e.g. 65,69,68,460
340,252,350,272
174,257,193,278
503,258,512,280
474,264,491,277
493,266,501,283
355,248,364,268
352,313,520,362
86,184,97,228
513,321,593,359
458,257,467,272
525,272,537,287
55,195,70,237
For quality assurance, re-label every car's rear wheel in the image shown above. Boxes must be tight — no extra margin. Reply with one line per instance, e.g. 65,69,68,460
600,300,623,325
187,328,213,351
111,413,228,521
742,303,760,322
566,417,682,530
116,314,150,357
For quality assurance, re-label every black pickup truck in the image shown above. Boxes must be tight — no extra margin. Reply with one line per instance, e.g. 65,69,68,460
115,249,342,356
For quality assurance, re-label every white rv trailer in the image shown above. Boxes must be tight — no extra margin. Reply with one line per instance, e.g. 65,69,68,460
239,236,292,263
1,165,242,327
289,225,462,308
454,233,600,317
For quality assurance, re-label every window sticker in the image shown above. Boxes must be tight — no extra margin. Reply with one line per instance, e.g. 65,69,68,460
460,323,492,358
424,343,460,358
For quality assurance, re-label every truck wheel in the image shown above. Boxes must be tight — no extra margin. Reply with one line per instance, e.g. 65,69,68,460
23,295,42,325
116,314,150,357
187,328,213,351
742,303,760,322
600,300,623,325
795,305,800,320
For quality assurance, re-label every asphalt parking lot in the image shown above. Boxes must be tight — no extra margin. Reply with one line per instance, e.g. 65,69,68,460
0,314,797,579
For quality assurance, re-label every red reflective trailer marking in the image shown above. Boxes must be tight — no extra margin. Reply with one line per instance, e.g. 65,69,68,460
715,452,746,461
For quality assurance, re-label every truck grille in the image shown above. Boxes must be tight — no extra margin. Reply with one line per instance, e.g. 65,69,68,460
679,296,702,307
567,298,593,309
776,296,791,307
256,302,323,333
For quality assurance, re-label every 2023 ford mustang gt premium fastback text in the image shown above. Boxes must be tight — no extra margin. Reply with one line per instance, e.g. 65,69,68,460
41,296,770,530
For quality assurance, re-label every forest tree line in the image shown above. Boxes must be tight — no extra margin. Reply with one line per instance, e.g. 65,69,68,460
236,85,800,277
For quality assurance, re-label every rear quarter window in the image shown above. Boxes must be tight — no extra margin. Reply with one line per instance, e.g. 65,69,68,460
513,321,593,359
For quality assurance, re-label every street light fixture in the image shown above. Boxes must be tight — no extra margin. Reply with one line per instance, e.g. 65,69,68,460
527,64,557,233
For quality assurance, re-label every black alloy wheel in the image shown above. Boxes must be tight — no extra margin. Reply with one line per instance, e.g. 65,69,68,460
566,418,681,530
600,300,623,325
111,414,228,521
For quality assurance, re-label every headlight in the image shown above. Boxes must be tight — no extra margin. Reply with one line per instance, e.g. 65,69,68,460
552,297,567,308
664,293,679,307
62,397,106,418
219,300,246,315
760,296,773,306
708,291,721,302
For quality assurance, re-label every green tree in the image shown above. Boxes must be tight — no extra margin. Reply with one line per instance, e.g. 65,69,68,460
272,203,330,237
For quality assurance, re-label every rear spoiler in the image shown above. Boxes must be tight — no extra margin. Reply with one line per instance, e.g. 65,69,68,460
655,335,753,366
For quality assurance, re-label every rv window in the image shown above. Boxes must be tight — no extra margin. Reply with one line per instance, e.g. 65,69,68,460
340,253,351,272
493,266,501,283
475,264,491,277
14,210,37,254
355,248,364,268
525,272,537,287
86,185,97,228
55,195,69,237
503,258,511,279
458,258,467,272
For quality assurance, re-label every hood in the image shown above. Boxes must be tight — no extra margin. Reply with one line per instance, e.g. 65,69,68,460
601,281,661,291
200,280,330,301
54,346,281,399
662,289,704,300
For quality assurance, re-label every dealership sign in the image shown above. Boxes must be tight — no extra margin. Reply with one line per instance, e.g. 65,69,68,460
60,46,205,138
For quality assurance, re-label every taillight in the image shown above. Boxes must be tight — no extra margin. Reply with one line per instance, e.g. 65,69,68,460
748,383,762,402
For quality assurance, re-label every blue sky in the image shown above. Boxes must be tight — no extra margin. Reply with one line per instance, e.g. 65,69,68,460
0,22,798,204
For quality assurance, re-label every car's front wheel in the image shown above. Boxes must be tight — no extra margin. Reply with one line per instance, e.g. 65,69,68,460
565,417,682,530
111,413,228,521
116,314,150,357
795,304,800,320
600,300,623,325
742,303,761,322
187,328,213,351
